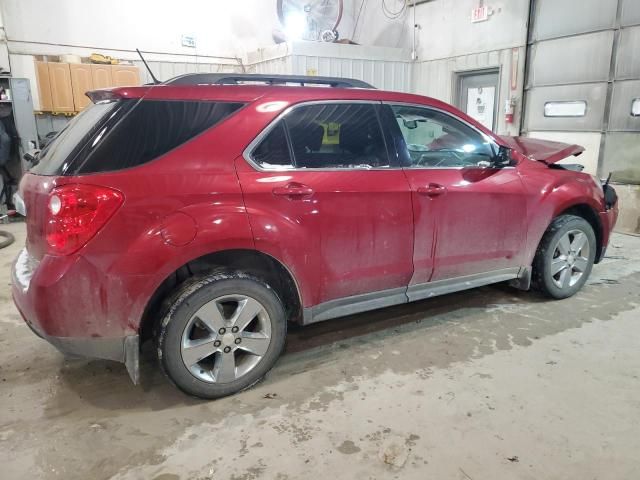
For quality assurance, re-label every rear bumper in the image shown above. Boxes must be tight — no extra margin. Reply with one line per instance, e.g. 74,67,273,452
11,248,140,383
21,316,140,383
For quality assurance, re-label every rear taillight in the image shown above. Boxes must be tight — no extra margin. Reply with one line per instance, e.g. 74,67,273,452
46,184,123,255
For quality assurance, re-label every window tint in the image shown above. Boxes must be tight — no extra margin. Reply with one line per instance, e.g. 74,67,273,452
286,103,388,169
252,122,293,168
31,101,123,175
392,105,496,168
75,100,244,173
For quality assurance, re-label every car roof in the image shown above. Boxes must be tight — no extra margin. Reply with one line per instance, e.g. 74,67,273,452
103,73,498,141
109,84,456,112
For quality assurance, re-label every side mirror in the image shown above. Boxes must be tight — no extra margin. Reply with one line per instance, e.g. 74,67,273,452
494,146,513,168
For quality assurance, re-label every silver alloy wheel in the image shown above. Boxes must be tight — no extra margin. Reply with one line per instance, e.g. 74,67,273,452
180,294,272,383
550,229,591,290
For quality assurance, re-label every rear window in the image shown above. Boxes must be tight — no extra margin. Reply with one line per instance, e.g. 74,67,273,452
31,101,123,175
32,99,244,175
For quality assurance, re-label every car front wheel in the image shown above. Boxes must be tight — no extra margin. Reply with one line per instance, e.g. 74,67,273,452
533,214,596,299
157,272,287,399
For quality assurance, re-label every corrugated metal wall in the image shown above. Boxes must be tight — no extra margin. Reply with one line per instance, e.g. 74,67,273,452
132,60,242,84
523,0,640,181
245,42,413,92
289,55,411,92
247,56,292,75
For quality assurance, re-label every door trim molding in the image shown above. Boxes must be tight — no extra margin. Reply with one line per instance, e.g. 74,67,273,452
406,267,521,302
304,287,408,324
302,267,525,325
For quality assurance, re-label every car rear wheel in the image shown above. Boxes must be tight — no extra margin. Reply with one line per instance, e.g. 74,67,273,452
532,214,596,299
157,272,287,399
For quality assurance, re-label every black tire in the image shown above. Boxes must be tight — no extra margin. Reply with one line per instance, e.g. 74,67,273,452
157,272,287,399
0,230,15,249
532,214,596,299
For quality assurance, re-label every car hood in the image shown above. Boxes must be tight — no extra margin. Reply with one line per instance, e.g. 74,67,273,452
499,136,584,164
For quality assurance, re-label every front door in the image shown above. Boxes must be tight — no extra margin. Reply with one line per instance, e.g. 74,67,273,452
385,103,527,285
456,70,500,132
236,101,414,309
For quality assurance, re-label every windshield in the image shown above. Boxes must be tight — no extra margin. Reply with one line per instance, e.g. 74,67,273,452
30,101,121,176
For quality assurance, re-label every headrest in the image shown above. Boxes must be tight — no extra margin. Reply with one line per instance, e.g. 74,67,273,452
289,122,324,153
340,122,374,155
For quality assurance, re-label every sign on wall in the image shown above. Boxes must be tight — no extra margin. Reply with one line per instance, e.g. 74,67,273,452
471,6,489,23
466,86,495,130
181,35,197,48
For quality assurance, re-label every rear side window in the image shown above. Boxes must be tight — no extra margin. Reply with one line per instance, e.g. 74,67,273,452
286,103,389,169
249,103,389,169
252,122,293,169
76,100,244,173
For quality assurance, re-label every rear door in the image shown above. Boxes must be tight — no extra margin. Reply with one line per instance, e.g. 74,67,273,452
384,103,527,284
236,101,414,309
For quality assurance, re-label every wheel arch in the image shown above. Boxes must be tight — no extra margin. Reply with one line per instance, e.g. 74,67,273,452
139,248,304,343
556,203,604,263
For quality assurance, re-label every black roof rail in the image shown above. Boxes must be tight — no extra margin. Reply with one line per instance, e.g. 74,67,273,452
164,73,375,89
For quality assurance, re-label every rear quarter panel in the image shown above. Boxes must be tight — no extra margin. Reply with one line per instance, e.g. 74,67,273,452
39,104,266,336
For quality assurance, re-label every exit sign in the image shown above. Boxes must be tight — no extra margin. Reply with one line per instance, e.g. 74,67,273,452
471,5,489,22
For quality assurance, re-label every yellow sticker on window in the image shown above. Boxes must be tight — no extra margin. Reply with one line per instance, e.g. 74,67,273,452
320,122,341,145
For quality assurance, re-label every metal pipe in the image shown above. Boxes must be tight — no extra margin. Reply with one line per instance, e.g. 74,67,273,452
412,0,417,61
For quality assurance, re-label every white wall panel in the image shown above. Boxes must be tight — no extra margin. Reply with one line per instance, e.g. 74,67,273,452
610,80,640,132
621,0,640,26
531,0,617,41
528,31,614,87
528,131,602,175
412,47,525,135
603,133,640,183
412,0,529,62
524,83,608,132
615,26,640,80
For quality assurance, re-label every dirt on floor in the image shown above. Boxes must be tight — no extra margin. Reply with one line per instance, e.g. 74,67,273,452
1,221,639,480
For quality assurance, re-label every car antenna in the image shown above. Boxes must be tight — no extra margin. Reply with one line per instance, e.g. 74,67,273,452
136,48,160,85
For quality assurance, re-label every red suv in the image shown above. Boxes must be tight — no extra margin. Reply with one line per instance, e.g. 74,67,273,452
12,74,618,398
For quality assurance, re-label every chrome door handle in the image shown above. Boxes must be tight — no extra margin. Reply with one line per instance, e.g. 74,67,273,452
272,183,314,198
417,183,447,197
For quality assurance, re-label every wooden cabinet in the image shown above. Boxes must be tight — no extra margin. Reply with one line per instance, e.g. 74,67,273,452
69,64,94,111
91,64,113,90
47,62,74,113
35,61,53,112
34,61,141,112
112,65,141,87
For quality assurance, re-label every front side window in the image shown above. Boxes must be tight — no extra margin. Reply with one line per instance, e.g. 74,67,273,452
250,103,390,170
391,105,497,168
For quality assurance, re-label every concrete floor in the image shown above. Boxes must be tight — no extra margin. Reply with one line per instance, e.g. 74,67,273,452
1,222,640,480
